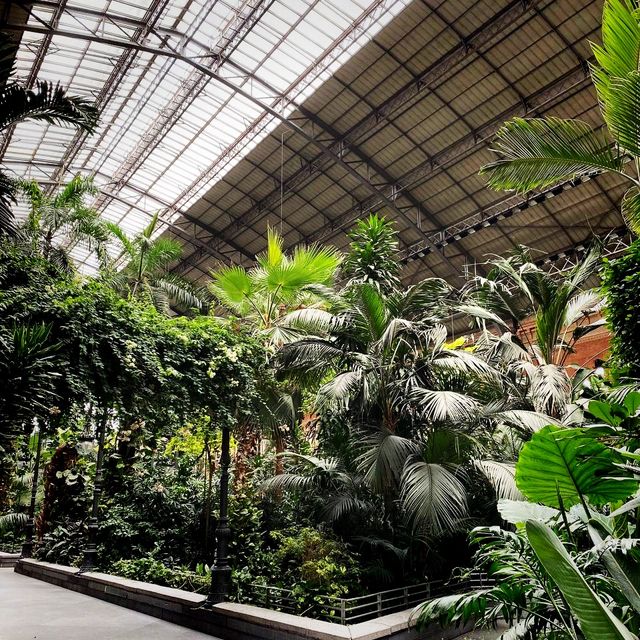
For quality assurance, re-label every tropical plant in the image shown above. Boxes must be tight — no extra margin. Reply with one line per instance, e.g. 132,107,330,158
276,278,536,537
209,227,341,345
479,0,640,235
0,34,98,236
103,212,208,314
416,389,640,640
341,213,401,294
17,175,108,271
467,245,602,417
0,323,60,510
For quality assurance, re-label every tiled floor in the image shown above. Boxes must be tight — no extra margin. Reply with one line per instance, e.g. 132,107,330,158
0,569,220,639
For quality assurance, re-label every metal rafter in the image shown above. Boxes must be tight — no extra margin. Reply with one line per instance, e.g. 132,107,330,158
92,0,271,212
207,0,543,250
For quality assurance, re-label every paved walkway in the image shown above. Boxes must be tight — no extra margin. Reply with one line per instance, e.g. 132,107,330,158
0,569,221,640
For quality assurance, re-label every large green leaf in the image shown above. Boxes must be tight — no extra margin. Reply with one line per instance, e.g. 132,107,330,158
480,117,624,193
515,425,638,508
526,520,637,640
590,0,640,103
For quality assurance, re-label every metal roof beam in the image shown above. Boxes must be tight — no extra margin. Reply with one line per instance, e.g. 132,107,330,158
222,0,542,239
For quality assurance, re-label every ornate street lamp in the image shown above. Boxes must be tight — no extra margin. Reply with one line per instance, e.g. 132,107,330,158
203,423,231,606
20,421,42,559
78,406,108,573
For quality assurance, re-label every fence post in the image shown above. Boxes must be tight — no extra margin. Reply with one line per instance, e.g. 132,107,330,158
340,599,346,624
377,593,382,617
404,587,409,607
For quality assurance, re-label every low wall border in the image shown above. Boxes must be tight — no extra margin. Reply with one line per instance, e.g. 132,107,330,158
14,559,467,640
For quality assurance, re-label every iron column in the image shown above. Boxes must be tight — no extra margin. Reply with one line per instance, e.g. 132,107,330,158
79,407,108,572
204,423,231,605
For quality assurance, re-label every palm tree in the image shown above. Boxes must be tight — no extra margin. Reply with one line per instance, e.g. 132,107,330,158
209,227,342,345
18,175,108,272
465,245,603,416
209,228,342,478
104,212,208,314
479,0,640,234
277,280,522,537
0,34,99,236
340,213,401,294
0,324,60,511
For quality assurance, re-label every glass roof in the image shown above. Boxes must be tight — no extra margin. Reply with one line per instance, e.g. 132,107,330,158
3,0,411,273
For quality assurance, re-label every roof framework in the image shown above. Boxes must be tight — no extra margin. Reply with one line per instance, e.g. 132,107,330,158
0,0,629,286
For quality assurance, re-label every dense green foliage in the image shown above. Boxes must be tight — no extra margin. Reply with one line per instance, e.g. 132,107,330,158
1,0,639,622
602,238,640,376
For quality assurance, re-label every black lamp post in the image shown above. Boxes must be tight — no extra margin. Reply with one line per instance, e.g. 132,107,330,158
21,421,42,559
203,423,232,606
79,406,108,573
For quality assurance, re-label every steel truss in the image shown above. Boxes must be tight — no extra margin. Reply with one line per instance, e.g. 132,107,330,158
1,0,410,269
0,0,616,283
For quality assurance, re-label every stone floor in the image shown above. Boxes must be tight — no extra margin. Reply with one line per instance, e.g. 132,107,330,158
0,569,221,640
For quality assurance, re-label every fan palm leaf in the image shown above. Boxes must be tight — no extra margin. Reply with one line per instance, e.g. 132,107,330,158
400,460,467,536
411,388,480,423
357,429,419,492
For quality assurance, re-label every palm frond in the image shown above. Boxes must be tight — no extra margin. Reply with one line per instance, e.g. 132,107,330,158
412,388,480,423
155,274,208,313
621,185,640,235
262,472,316,493
474,460,524,501
317,370,364,412
0,81,98,133
400,460,467,536
493,409,560,433
280,308,335,335
322,493,372,522
209,265,253,313
0,511,27,533
564,289,603,328
480,117,623,193
590,0,640,103
356,428,419,492
53,174,97,208
601,71,640,159
529,363,570,415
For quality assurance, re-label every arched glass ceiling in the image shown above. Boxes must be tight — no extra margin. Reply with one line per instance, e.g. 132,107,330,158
1,0,410,272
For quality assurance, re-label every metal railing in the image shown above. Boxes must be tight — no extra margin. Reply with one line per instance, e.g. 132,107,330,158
236,580,444,624
235,571,495,625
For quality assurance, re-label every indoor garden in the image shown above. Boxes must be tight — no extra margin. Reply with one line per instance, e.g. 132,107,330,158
1,1,640,640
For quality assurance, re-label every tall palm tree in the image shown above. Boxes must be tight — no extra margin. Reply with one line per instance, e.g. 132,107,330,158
0,34,99,236
104,212,208,315
465,245,603,416
209,227,342,345
209,228,342,477
18,175,108,271
479,0,640,234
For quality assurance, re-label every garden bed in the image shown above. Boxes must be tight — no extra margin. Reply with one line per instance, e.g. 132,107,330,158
14,558,467,640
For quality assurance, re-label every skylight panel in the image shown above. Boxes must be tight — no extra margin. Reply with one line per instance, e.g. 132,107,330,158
3,0,411,274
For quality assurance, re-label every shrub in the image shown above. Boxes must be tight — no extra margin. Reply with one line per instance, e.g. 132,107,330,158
110,557,209,593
